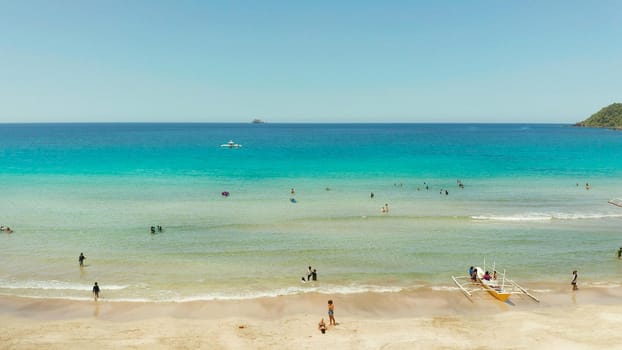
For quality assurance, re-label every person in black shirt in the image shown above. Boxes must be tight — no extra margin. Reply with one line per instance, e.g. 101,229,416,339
92,282,100,301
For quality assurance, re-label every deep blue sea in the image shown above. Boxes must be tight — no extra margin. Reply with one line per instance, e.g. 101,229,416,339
2,123,621,178
1,123,621,301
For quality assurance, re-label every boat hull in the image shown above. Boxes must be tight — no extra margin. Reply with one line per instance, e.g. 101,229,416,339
482,283,511,302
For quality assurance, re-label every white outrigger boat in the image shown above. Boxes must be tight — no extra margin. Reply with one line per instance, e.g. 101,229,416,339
452,260,539,303
220,140,242,148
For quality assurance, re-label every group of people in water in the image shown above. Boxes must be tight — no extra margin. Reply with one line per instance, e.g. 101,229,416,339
287,179,470,209
380,203,389,214
29,178,604,314
289,188,297,203
375,180,469,212
0,225,13,233
302,265,318,282
150,225,164,234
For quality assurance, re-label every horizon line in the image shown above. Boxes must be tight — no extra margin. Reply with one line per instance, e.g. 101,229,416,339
0,121,577,125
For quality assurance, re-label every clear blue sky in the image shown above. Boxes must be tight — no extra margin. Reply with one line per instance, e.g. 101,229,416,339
1,0,621,123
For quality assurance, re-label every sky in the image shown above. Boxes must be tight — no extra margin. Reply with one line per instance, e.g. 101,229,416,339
0,0,621,123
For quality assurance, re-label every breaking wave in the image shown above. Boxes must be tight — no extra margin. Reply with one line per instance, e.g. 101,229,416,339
0,279,128,291
471,213,622,222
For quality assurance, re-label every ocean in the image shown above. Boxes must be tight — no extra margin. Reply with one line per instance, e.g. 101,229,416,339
1,123,621,301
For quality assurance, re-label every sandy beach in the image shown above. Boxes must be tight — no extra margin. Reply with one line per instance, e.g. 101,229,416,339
2,0,622,346
2,284,622,349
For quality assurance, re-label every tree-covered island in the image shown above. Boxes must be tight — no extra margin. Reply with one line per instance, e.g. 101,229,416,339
575,103,622,129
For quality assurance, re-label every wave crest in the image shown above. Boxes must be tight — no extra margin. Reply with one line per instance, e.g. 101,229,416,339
0,279,128,291
471,212,622,222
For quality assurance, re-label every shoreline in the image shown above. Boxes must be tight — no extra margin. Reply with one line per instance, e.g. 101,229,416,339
3,283,622,320
2,286,622,349
2,279,621,304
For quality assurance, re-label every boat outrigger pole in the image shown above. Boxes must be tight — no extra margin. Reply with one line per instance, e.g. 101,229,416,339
452,275,473,300
507,279,540,303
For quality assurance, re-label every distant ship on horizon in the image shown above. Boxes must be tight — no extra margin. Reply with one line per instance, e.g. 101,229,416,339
251,118,265,124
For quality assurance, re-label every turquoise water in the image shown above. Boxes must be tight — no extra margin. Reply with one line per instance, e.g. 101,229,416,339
0,123,621,301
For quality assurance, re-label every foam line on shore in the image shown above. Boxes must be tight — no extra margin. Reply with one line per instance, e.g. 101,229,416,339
0,279,128,291
0,283,413,303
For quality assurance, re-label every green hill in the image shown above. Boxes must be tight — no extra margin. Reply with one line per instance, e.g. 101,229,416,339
576,103,622,129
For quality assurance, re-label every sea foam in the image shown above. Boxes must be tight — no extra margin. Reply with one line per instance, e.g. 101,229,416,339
0,279,128,291
471,213,622,222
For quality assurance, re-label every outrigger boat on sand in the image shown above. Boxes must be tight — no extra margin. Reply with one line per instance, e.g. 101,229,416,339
452,260,539,303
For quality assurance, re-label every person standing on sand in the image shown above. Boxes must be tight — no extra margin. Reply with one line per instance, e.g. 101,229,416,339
571,270,578,291
328,300,336,325
79,253,86,267
92,282,100,301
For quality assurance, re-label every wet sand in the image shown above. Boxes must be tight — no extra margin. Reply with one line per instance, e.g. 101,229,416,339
1,283,622,349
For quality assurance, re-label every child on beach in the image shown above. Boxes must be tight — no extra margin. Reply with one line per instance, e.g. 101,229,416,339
328,300,335,326
571,270,578,291
318,318,327,334
79,253,86,267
